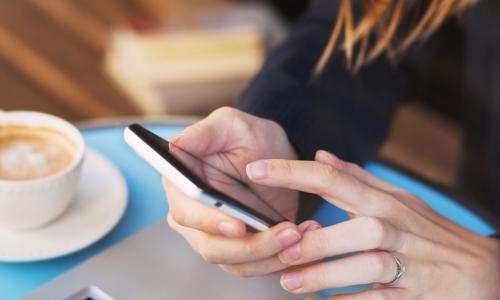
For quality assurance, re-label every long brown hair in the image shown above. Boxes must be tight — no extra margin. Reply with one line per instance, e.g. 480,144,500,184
314,0,478,75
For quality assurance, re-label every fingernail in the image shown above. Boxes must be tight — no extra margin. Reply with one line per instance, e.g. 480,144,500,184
306,224,321,232
277,228,301,248
218,222,240,237
279,244,301,264
280,271,303,291
299,221,321,233
246,162,268,180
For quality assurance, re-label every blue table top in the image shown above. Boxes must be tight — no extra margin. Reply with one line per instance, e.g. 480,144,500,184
0,124,496,300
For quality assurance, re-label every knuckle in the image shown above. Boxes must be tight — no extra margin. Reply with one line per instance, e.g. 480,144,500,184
226,265,253,278
319,163,338,178
200,251,218,264
385,196,414,219
243,241,261,259
295,223,322,250
313,268,330,289
345,162,362,174
170,208,188,227
169,207,182,222
166,214,184,234
266,119,286,135
262,120,291,149
360,217,387,249
315,164,337,193
307,233,327,259
368,190,399,215
246,222,295,259
368,252,393,280
219,264,230,273
197,241,220,264
268,160,293,178
212,106,237,117
357,180,376,200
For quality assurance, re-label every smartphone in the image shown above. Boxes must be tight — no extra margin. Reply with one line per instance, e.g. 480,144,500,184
124,124,288,231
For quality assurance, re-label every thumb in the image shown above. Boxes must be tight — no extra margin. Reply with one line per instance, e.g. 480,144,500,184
172,118,230,158
171,125,217,156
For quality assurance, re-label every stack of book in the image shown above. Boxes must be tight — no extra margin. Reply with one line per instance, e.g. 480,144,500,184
105,3,287,115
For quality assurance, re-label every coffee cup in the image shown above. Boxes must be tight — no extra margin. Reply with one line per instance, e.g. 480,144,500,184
0,111,85,230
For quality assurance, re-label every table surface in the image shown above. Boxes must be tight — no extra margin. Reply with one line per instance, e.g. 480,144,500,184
0,124,496,300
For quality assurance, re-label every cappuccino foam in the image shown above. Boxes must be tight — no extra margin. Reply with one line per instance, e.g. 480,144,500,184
0,125,76,181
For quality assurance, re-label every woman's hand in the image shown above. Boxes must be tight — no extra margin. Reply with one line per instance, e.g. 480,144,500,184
163,108,313,275
165,107,299,237
240,150,500,299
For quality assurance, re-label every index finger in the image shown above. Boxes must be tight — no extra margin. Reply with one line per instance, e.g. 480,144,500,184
246,159,395,217
163,178,247,238
168,215,302,265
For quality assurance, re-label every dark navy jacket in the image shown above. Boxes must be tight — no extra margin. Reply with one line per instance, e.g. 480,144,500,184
237,0,500,226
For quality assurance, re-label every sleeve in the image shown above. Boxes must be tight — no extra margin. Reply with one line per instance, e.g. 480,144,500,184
236,0,412,219
237,0,411,163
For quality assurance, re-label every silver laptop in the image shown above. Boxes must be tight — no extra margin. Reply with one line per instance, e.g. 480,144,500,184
25,222,323,300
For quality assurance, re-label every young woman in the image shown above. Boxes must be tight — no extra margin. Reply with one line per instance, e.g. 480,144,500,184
163,0,500,298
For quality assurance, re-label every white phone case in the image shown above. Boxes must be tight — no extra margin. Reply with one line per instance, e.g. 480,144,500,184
124,128,270,231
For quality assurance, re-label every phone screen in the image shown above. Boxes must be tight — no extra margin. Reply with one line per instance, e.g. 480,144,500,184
167,141,287,224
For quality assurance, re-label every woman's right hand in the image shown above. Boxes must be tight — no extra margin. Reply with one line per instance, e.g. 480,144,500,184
162,107,316,275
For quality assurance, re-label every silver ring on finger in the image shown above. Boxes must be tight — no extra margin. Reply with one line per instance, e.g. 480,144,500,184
383,253,406,286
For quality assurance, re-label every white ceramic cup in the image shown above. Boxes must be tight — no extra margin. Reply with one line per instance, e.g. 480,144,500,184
0,111,85,230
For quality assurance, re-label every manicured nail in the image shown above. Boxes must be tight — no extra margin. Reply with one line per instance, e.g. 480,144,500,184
280,271,303,291
279,244,301,264
246,162,268,180
276,228,301,248
218,222,240,237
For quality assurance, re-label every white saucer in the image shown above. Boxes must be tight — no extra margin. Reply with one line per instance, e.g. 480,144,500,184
0,148,128,262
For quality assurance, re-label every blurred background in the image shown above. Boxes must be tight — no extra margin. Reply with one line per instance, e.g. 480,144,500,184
0,0,461,191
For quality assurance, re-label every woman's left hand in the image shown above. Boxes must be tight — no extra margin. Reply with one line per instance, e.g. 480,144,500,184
222,150,500,299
